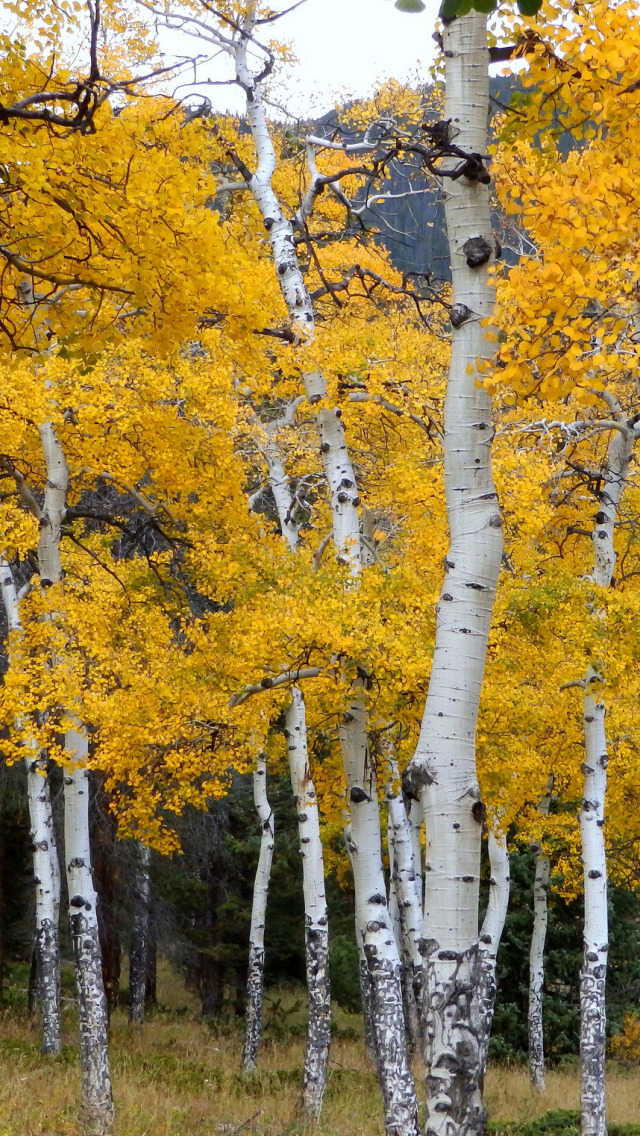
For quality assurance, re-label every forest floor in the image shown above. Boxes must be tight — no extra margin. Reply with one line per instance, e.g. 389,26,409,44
1,964,639,1136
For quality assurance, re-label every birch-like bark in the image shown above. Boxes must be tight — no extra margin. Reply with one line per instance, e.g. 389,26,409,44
39,423,114,1131
128,842,151,1027
402,15,503,1136
344,824,379,1069
242,755,275,1073
580,422,635,1136
285,689,331,1119
529,781,553,1091
387,789,422,1052
230,12,416,1129
65,736,114,1134
0,559,61,1054
477,831,510,1076
253,409,332,1116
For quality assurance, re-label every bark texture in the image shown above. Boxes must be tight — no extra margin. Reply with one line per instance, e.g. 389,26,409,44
387,790,422,1052
129,842,151,1027
64,751,114,1134
285,689,331,1119
242,755,274,1073
403,13,503,1135
529,782,553,1091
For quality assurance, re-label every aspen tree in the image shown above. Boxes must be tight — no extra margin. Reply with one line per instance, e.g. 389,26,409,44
0,559,62,1054
244,399,332,1115
242,753,275,1073
129,843,152,1028
40,422,114,1134
529,781,553,1091
576,403,639,1136
402,12,504,1134
177,5,418,1127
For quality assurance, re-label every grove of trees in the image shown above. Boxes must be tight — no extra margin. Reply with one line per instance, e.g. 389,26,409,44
2,1,640,1135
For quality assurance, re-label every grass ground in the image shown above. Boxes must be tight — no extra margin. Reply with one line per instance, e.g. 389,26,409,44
0,963,639,1135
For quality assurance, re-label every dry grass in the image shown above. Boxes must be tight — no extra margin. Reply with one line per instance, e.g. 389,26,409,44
0,964,639,1135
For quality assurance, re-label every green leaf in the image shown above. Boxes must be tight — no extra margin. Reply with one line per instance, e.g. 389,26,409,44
395,0,426,10
471,0,497,12
516,0,543,13
439,0,461,16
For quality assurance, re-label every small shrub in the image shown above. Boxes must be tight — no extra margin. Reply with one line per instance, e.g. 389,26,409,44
611,1012,640,1065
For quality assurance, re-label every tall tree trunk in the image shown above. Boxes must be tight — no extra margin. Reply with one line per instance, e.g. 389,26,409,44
255,410,333,1116
286,688,331,1119
529,780,553,1091
403,14,503,1136
0,558,62,1054
129,842,151,1027
64,746,114,1134
242,754,274,1073
231,12,417,1129
579,417,635,1136
38,422,114,1131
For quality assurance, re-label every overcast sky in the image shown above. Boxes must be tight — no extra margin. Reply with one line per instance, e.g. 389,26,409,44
162,0,441,118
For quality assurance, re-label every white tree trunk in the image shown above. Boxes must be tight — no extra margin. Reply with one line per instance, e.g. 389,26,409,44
64,738,114,1134
0,558,62,1054
128,842,151,1027
340,702,419,1136
529,781,553,1091
403,14,502,1135
232,14,416,1127
37,423,114,1130
285,689,331,1119
344,824,379,1068
579,423,634,1136
242,754,275,1073
387,789,422,1052
477,831,510,1075
253,412,332,1114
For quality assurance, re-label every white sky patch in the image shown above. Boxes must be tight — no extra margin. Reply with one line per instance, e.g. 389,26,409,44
157,0,440,118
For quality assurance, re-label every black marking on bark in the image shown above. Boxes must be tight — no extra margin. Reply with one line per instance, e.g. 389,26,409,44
350,786,370,803
588,870,602,879
368,893,387,906
472,800,486,825
450,304,473,328
462,235,492,267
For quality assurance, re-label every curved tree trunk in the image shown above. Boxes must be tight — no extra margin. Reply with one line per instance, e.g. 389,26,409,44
529,781,553,1091
286,689,331,1119
129,842,151,1027
242,754,274,1073
1,558,62,1054
403,14,503,1136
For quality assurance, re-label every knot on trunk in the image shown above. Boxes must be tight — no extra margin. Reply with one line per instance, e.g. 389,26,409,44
462,235,492,268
